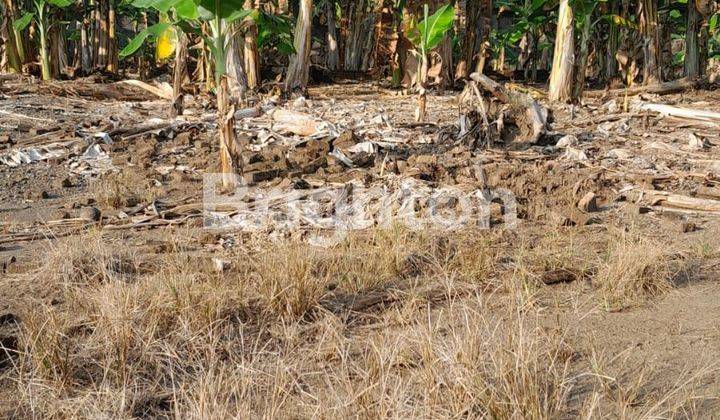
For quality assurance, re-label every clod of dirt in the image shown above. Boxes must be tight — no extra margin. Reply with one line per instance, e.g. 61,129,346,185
623,203,652,215
578,192,599,213
60,177,74,188
541,268,578,285
680,221,697,233
79,206,101,221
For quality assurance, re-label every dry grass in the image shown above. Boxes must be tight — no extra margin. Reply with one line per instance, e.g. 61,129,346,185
0,225,716,418
90,169,162,209
594,231,688,311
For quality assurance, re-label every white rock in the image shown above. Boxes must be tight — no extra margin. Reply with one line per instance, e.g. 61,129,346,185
686,132,707,150
292,96,308,109
563,147,588,161
213,258,231,273
556,134,579,148
606,148,632,159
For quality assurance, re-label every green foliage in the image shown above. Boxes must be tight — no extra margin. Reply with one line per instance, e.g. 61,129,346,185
407,3,455,53
13,12,34,32
13,0,74,32
498,0,553,44
257,11,295,55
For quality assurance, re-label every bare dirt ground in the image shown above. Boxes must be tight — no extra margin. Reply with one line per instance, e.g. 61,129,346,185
1,75,720,418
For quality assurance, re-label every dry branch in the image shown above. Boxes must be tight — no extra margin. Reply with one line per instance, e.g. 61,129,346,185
638,103,720,124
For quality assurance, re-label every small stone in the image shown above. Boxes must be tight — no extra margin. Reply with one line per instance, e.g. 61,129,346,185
686,133,707,151
555,134,579,148
606,148,632,159
578,192,599,213
61,177,74,188
563,147,588,161
79,206,101,222
213,258,231,273
292,96,308,109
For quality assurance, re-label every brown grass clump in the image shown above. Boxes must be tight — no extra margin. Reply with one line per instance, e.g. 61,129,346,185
594,232,687,311
39,231,138,287
247,240,330,320
90,169,162,209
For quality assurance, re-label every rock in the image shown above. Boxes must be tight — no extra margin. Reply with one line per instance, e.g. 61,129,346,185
577,192,599,213
555,134,579,148
292,96,308,109
79,206,101,222
213,258,231,273
563,147,588,161
606,148,632,159
686,133,707,151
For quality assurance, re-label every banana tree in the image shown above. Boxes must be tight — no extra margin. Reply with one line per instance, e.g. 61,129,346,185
122,0,254,188
14,0,73,80
498,0,552,81
572,0,600,98
407,3,455,122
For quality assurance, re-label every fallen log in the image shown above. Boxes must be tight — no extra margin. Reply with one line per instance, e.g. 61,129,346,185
638,103,720,124
649,191,720,212
697,187,720,200
584,77,702,99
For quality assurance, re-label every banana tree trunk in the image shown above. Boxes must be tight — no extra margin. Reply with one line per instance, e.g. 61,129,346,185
605,0,619,81
326,0,339,70
474,0,492,74
415,54,428,122
685,0,701,77
217,75,239,189
49,15,63,78
38,9,51,80
4,0,25,63
93,0,107,70
285,0,312,91
242,0,259,89
439,33,453,88
170,30,188,117
80,0,92,74
456,0,478,79
548,0,574,102
574,13,592,99
226,22,248,100
0,0,21,73
106,0,117,73
639,0,660,84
